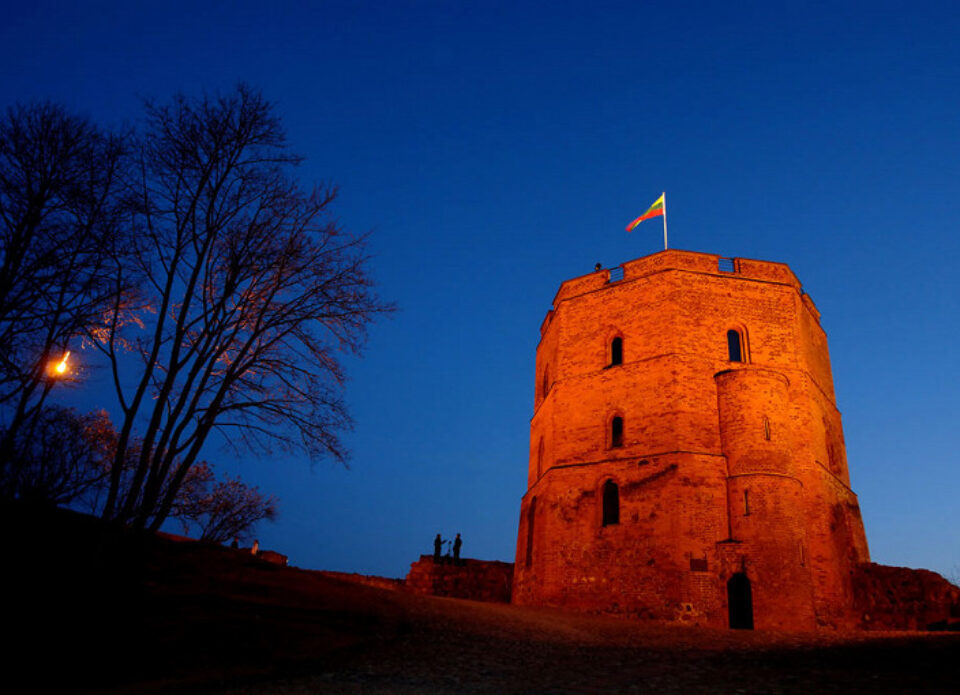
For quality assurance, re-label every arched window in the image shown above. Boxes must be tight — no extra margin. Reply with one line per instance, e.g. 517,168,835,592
610,336,623,366
541,367,550,399
727,330,743,362
602,480,619,526
611,416,624,448
525,496,537,567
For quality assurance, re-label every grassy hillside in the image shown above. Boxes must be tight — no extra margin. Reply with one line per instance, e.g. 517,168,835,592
7,505,958,693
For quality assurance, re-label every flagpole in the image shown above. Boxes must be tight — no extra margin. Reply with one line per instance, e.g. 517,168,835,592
662,191,668,250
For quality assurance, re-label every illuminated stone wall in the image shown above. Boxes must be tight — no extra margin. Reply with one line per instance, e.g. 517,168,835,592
513,250,869,630
406,556,513,603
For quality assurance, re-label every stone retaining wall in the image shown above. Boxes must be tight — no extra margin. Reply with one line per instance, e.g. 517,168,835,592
315,570,405,591
405,555,514,603
852,562,960,630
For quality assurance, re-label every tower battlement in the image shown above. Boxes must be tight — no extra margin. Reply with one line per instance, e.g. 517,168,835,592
543,250,814,338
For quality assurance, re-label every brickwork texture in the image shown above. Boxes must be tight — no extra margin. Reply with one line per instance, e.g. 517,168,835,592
406,556,514,603
512,250,871,630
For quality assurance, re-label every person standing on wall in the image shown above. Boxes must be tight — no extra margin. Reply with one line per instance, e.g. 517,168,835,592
453,533,462,566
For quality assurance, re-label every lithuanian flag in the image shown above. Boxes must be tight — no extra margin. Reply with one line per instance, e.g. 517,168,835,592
626,193,665,232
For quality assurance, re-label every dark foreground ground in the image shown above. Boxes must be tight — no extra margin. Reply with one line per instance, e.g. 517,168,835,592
9,507,959,694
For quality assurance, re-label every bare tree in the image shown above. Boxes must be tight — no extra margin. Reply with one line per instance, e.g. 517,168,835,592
0,406,115,505
90,85,391,530
170,461,277,543
0,102,129,484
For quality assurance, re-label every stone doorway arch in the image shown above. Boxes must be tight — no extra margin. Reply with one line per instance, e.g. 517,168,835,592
727,572,754,629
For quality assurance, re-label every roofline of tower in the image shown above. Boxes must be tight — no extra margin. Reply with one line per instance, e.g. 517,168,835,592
540,249,812,337
551,249,803,307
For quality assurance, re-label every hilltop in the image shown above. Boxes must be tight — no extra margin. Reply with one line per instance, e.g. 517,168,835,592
7,505,958,693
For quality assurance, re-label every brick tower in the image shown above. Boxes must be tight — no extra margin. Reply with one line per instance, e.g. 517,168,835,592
512,250,869,630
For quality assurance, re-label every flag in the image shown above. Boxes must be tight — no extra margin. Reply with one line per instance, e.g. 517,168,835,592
626,193,665,232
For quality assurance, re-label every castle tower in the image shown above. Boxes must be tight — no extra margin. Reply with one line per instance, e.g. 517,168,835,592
512,250,869,630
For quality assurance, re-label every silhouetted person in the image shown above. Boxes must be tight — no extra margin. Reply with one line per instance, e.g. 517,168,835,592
595,262,602,271
251,539,259,556
453,533,462,565
230,536,239,549
433,533,442,563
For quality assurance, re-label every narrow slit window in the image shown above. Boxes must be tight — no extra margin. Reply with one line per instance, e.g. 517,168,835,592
763,417,771,441
611,416,623,448
727,330,743,362
602,480,619,526
537,437,544,477
610,337,623,366
542,368,550,398
525,496,537,567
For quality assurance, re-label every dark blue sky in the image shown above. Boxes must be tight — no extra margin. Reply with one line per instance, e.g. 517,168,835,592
3,1,958,580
